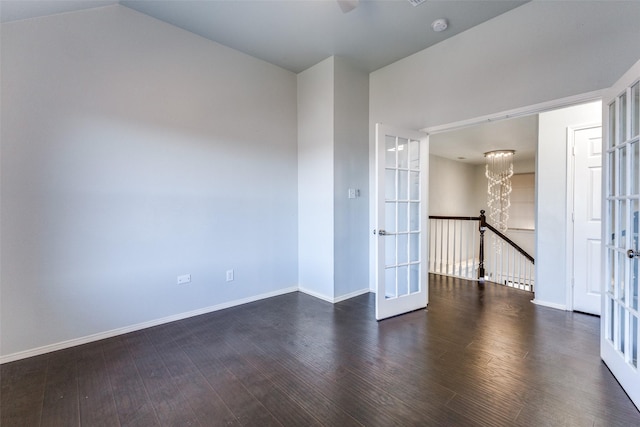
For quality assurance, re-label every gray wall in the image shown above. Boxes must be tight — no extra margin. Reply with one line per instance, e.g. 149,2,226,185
297,57,370,301
333,58,370,299
1,5,298,357
429,155,477,216
297,57,335,299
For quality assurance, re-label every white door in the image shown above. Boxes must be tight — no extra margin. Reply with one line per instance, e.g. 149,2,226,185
573,125,603,315
374,124,428,320
602,59,640,411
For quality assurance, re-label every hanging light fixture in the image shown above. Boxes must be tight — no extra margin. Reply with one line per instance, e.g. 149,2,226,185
485,150,515,233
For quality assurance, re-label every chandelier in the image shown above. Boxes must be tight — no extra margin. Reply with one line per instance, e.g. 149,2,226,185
485,150,515,233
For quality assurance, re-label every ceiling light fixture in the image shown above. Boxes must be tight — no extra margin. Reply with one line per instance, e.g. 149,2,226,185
485,150,515,234
407,0,427,6
431,18,448,32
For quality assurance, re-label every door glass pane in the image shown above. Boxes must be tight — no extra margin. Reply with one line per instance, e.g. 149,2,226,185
385,169,396,200
609,200,616,245
619,305,626,354
398,265,409,296
410,171,420,200
620,93,628,144
385,235,396,266
385,267,396,299
398,233,408,264
409,139,420,169
398,138,409,169
620,200,627,248
398,202,408,232
610,101,617,147
632,82,639,138
609,151,616,196
609,249,616,294
619,250,626,302
385,136,396,168
631,315,638,368
621,146,627,195
385,202,396,232
398,170,408,200
410,233,419,262
632,142,639,195
409,202,420,231
608,297,615,341
410,264,419,293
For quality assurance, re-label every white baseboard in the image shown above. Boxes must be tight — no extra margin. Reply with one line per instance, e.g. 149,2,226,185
333,288,370,303
531,299,567,311
298,287,334,303
0,286,298,364
298,287,370,304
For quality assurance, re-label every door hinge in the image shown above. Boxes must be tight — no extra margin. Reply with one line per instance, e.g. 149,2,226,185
572,212,575,222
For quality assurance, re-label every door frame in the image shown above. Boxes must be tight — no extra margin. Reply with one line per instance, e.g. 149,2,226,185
565,122,603,312
415,89,604,308
370,89,603,295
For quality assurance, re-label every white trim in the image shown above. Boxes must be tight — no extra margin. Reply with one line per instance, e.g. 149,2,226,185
566,126,576,312
298,286,334,303
0,286,298,364
421,90,604,135
531,299,568,311
333,288,371,303
298,287,370,303
565,122,603,313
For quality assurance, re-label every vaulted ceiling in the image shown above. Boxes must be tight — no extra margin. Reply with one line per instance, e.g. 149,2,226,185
1,0,536,160
1,0,527,73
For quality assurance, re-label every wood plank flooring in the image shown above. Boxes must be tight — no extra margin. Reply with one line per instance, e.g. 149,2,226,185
2,274,639,426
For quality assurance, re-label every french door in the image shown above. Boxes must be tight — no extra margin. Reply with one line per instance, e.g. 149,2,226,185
602,59,640,410
374,124,428,320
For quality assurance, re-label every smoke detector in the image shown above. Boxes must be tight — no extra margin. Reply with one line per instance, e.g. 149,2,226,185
431,18,448,32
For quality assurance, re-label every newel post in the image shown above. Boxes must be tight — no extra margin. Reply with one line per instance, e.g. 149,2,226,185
478,210,486,282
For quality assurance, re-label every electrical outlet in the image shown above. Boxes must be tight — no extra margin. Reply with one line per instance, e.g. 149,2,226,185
177,274,191,285
226,269,234,282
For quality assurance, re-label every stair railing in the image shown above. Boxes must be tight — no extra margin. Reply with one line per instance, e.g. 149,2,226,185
428,210,535,292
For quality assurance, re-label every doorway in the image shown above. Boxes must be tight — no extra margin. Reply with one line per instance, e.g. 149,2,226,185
426,95,603,310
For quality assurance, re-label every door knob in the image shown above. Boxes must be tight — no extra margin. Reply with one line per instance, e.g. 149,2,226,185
627,249,640,259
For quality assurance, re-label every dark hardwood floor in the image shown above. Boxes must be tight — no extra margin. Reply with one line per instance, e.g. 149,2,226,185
2,274,640,426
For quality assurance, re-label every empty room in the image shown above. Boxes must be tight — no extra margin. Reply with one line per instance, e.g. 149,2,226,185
2,1,640,425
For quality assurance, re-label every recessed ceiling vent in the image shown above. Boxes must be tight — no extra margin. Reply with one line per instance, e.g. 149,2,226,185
407,0,427,6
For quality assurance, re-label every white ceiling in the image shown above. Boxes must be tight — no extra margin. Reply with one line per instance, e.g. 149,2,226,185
429,115,538,165
0,0,527,73
0,1,118,23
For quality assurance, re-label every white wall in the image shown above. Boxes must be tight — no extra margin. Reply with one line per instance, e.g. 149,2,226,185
370,1,640,293
297,58,335,299
333,58,370,299
429,155,477,216
536,101,602,308
0,5,298,358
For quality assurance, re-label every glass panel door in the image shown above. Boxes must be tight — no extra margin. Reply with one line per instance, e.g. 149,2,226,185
602,59,640,411
375,124,428,320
